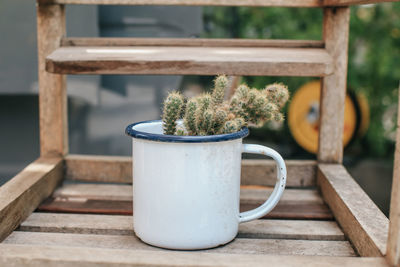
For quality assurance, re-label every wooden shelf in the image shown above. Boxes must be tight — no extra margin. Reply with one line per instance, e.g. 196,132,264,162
38,0,323,7
46,46,333,76
0,155,390,266
3,182,354,257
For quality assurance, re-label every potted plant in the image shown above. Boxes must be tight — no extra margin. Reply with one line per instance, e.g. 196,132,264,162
125,75,289,250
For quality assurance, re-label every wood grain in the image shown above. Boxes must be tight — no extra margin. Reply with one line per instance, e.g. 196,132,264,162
65,155,132,183
19,213,345,240
2,245,385,267
318,164,389,257
62,37,325,48
65,154,317,187
38,0,324,7
317,7,350,163
0,157,63,241
45,46,333,76
3,231,355,256
46,183,323,204
386,84,400,266
241,159,317,187
37,4,68,156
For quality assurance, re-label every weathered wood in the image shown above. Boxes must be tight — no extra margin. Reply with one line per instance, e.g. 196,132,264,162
317,7,350,163
241,159,317,187
386,84,400,266
37,4,67,156
62,38,325,48
20,213,345,240
1,245,386,267
45,46,333,76
65,155,132,184
65,154,317,187
38,0,323,7
46,183,323,205
324,0,397,6
0,157,63,242
37,184,332,219
3,231,355,256
318,164,389,257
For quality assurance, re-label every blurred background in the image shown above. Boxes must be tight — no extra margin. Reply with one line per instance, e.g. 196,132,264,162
0,1,399,215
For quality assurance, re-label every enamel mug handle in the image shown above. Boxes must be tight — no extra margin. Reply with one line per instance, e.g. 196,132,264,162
239,144,287,223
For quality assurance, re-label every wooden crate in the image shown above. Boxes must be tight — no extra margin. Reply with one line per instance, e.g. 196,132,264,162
1,0,399,266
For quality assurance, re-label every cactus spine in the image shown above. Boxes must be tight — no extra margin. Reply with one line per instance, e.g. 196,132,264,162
161,76,289,136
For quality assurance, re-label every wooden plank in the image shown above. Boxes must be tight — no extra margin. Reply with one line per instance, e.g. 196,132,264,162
65,154,317,187
386,84,400,266
65,155,132,184
45,46,334,76
0,245,386,267
241,159,317,187
62,38,325,48
20,213,345,240
51,184,322,203
37,198,333,219
38,0,323,7
324,0,397,6
37,185,332,219
0,157,63,242
317,164,389,257
37,3,68,156
3,231,355,256
317,7,350,163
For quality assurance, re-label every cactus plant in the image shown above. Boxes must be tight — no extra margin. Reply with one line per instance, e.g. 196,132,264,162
161,76,290,136
162,92,184,135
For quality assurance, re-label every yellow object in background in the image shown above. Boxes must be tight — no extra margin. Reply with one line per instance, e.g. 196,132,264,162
288,81,360,154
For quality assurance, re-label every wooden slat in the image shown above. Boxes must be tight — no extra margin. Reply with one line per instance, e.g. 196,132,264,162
45,184,324,205
386,84,400,266
3,231,355,256
241,159,317,187
65,154,317,187
37,184,332,219
20,213,345,240
65,155,132,184
317,164,389,257
37,3,68,156
0,157,63,241
1,245,386,267
45,46,334,76
62,38,325,48
38,0,323,7
324,0,397,6
317,7,350,163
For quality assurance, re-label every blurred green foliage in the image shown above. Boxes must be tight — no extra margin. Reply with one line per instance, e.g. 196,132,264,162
202,3,400,157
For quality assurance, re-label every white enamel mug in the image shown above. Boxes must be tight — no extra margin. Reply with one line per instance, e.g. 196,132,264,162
125,120,286,250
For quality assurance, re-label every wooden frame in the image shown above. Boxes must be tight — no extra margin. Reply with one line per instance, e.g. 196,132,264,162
0,157,63,241
37,4,67,156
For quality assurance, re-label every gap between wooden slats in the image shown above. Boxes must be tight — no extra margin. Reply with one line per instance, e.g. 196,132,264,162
61,38,325,48
19,213,345,241
3,231,355,257
36,184,333,220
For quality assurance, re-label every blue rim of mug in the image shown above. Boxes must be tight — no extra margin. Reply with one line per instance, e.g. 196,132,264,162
125,120,249,143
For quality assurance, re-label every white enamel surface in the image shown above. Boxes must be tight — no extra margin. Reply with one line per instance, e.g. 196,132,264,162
239,144,287,223
130,121,286,250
